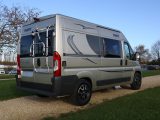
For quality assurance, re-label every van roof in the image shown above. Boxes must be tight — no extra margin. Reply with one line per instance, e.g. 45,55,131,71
23,14,121,33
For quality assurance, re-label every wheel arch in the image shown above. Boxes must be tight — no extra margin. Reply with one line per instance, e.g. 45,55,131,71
135,71,142,78
77,71,95,90
80,77,92,89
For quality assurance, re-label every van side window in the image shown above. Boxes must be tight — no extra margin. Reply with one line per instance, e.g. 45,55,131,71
103,38,121,58
124,42,134,60
86,35,100,55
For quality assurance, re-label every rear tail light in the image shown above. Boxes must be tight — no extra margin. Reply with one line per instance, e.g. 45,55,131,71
53,52,61,77
17,54,21,78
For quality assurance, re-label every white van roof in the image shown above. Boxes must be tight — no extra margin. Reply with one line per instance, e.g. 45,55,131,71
23,14,120,33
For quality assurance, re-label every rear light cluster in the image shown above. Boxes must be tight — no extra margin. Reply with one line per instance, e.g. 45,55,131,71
53,52,61,77
17,54,21,78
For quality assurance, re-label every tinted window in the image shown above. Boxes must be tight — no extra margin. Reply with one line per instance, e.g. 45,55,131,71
103,38,121,58
20,30,53,57
35,30,54,57
20,35,33,57
48,30,54,55
129,45,134,59
34,32,46,57
124,43,130,59
86,34,100,55
124,42,134,60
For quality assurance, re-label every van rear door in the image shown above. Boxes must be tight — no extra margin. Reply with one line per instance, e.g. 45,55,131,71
33,29,54,84
20,17,55,85
20,33,35,83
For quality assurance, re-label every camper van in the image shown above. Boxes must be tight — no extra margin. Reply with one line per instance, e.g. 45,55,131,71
16,14,142,105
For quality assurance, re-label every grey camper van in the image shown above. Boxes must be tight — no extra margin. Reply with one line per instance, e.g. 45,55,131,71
16,14,142,105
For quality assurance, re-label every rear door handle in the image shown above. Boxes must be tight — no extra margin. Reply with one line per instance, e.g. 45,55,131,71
125,60,128,65
62,61,67,67
37,58,41,67
120,59,123,66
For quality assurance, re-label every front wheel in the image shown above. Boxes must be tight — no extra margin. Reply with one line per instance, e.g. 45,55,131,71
130,72,142,90
72,79,92,106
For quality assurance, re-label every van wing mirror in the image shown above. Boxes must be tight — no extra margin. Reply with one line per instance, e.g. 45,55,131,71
134,52,140,61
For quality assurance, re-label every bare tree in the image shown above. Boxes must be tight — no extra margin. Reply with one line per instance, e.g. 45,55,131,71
151,40,160,60
135,45,151,64
0,2,41,53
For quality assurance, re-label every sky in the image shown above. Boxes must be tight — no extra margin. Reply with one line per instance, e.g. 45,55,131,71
2,0,160,51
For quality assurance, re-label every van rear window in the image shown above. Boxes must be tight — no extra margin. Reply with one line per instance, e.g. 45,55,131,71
20,30,54,57
20,35,33,57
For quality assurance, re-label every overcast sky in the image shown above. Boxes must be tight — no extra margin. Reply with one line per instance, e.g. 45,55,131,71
2,0,160,50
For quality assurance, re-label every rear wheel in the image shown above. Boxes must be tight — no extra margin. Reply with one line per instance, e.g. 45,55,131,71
72,79,92,106
37,94,48,98
131,72,142,90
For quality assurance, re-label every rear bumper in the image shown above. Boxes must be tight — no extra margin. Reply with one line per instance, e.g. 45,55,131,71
16,75,79,97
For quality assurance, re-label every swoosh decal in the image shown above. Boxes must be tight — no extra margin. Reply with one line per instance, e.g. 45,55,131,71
82,58,97,64
67,35,83,55
99,69,133,72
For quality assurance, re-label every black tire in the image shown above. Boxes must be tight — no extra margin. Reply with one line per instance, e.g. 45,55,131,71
37,94,48,98
72,79,92,106
131,72,142,90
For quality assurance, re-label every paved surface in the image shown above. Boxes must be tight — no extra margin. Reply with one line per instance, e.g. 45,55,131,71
0,75,160,120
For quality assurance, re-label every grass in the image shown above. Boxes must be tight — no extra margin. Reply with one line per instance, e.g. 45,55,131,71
43,87,160,120
0,80,32,100
0,74,16,79
142,70,160,77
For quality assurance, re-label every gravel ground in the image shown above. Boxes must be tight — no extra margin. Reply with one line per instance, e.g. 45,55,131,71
0,75,160,120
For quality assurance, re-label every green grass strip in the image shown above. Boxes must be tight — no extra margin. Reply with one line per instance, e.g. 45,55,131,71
0,74,16,79
0,80,32,100
43,87,160,120
142,70,160,77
